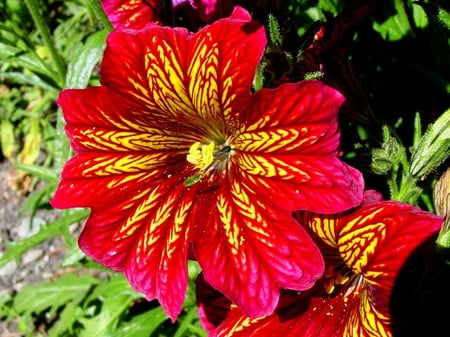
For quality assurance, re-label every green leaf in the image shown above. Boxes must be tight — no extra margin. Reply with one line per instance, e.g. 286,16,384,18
268,14,282,47
65,29,107,89
61,244,87,266
13,273,99,315
80,295,132,337
0,71,59,91
0,209,89,268
410,108,450,178
48,302,83,337
79,276,141,337
373,0,412,41
437,5,450,30
14,162,58,183
414,1,450,31
85,275,142,303
0,120,16,159
108,307,168,337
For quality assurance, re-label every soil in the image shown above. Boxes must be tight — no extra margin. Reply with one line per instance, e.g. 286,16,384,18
0,159,74,337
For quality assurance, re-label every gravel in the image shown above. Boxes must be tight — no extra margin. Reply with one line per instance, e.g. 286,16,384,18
0,160,71,336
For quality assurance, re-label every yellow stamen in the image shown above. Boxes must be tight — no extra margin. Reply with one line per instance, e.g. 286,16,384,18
187,141,215,170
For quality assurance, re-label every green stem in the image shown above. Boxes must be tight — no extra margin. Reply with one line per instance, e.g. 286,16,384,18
85,0,114,32
24,0,66,87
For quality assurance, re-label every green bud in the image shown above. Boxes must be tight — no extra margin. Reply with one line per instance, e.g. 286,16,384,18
371,126,403,174
268,14,282,48
410,108,450,179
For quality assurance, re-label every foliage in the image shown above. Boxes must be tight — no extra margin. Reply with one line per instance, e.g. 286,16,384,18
0,0,449,336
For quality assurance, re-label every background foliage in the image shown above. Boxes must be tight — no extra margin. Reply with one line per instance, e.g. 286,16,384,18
0,0,449,336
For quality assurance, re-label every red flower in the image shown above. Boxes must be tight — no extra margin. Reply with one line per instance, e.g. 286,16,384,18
51,7,363,321
199,196,442,336
101,0,161,29
101,0,232,29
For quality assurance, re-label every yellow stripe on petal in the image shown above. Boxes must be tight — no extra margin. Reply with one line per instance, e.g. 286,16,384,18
230,181,270,239
306,214,339,247
237,153,310,181
145,36,196,120
217,194,242,256
165,199,193,258
74,128,190,152
81,153,175,177
114,186,162,240
237,128,307,152
347,287,391,337
188,32,234,137
338,221,387,275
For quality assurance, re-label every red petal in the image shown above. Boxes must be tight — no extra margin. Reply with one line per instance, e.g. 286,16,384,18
193,176,324,318
101,0,160,29
101,8,265,138
204,202,442,336
77,173,198,321
235,81,364,214
335,201,442,311
207,285,390,337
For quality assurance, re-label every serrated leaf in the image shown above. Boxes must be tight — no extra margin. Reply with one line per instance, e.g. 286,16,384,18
108,307,168,337
66,30,107,89
86,275,142,302
47,301,83,337
0,41,21,57
79,294,134,337
62,244,86,266
0,209,89,267
410,108,450,178
0,72,58,91
13,273,99,315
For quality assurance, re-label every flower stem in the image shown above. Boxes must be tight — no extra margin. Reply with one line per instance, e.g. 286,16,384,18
24,0,66,87
84,0,114,32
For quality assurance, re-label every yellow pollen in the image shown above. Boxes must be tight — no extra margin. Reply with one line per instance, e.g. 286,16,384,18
187,142,215,170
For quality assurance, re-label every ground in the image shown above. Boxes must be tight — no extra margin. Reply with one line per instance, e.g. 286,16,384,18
0,159,72,337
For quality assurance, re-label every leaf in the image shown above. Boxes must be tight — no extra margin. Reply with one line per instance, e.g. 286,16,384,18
0,71,59,91
373,0,412,41
79,276,142,337
0,120,16,159
268,14,282,47
48,302,83,337
0,209,89,268
13,273,99,315
108,307,168,337
410,108,450,178
65,29,107,89
14,162,58,183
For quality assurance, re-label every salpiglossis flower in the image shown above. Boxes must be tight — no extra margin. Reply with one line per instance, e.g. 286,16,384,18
198,194,443,337
51,7,364,321
101,0,229,29
101,0,161,29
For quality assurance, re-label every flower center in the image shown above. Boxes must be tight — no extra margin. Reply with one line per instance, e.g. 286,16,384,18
187,142,216,170
323,264,353,295
184,141,231,186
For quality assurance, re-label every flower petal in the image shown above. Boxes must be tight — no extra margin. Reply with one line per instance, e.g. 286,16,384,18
101,7,265,138
235,81,364,214
203,201,442,337
193,175,324,318
334,201,443,311
204,286,390,337
101,0,159,29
